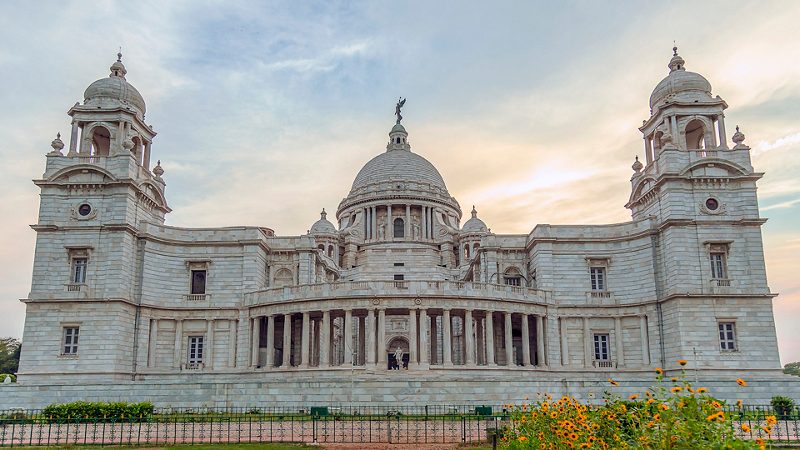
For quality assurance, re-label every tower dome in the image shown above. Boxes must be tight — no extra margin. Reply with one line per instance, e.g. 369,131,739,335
83,53,147,115
649,48,712,110
310,209,337,235
461,206,488,233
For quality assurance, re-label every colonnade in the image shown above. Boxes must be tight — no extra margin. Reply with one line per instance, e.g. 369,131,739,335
248,308,549,370
357,204,437,241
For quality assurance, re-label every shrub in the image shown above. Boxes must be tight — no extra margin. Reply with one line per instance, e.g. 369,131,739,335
771,395,795,419
0,373,16,382
42,401,154,420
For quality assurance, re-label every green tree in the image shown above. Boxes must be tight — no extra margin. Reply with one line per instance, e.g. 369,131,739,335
784,362,800,377
0,337,21,374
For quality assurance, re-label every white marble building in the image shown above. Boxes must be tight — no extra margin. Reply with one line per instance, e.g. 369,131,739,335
5,49,800,407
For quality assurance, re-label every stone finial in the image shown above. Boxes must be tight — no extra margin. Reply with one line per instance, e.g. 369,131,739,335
48,132,65,156
110,51,127,79
320,208,327,220
153,160,165,181
632,155,643,173
668,45,685,72
732,125,749,150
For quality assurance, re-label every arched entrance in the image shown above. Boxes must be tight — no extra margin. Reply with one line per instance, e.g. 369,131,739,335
387,336,409,370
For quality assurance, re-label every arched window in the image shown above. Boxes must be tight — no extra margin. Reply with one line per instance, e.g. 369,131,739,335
273,268,293,288
90,125,111,156
327,245,334,258
317,244,325,251
685,119,706,150
393,218,404,238
503,267,522,286
464,244,470,259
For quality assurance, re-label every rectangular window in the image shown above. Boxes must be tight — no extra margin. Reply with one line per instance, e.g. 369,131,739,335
191,270,207,294
590,267,606,291
393,274,404,281
504,277,521,286
62,327,79,355
593,334,609,360
710,252,727,279
719,322,737,351
188,336,204,364
72,258,87,284
393,263,405,267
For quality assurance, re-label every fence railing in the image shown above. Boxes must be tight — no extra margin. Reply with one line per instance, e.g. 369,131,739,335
1,404,798,446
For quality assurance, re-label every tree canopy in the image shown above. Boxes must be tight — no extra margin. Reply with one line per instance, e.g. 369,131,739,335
784,362,800,377
0,337,21,374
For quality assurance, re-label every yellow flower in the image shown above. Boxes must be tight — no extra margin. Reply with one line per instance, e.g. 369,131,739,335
766,415,777,426
655,368,663,375
518,436,528,442
671,386,682,393
706,413,718,421
569,432,579,440
653,413,660,421
629,394,638,400
671,377,678,382
736,399,743,408
711,401,722,409
646,398,655,405
697,387,708,394
658,403,669,411
678,359,687,366
736,378,747,387
762,425,772,435
608,378,619,386
741,423,751,433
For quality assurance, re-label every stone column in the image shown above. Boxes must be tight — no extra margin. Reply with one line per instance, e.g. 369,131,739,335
320,310,330,368
485,312,495,366
422,207,427,239
387,205,392,238
640,315,650,366
117,121,126,155
644,136,653,164
405,205,411,238
301,312,310,367
265,315,274,369
229,319,238,368
536,315,546,367
148,318,158,368
143,141,152,170
174,319,183,369
670,116,679,147
615,317,625,367
344,310,353,365
408,309,417,368
717,115,728,148
560,317,569,366
521,314,531,367
68,121,79,156
377,309,386,367
464,310,475,366
419,309,429,366
367,309,376,366
504,312,513,366
206,319,215,369
282,314,292,367
251,317,261,368
443,309,452,365
583,317,592,367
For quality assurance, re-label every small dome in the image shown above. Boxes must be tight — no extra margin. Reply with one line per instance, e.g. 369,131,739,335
649,49,712,109
310,209,337,234
83,54,146,114
390,123,407,134
462,206,488,233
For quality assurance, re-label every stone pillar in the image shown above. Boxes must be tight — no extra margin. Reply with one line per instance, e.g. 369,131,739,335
301,312,310,367
419,309,429,366
117,121,126,155
68,121,79,156
422,207,427,239
367,309,376,366
504,312,513,366
521,314,531,367
282,314,292,367
251,317,261,368
148,318,158,368
465,310,475,366
206,319,215,369
640,315,650,366
320,310,330,368
670,116,679,147
536,315,546,367
144,141,152,170
644,136,652,164
229,319,238,368
344,310,353,365
265,315,274,369
405,205,411,238
615,317,625,368
717,115,728,148
372,206,377,240
485,312,495,366
387,205,392,238
560,317,569,366
583,317,592,367
443,309,452,365
408,309,417,367
174,319,183,369
377,309,386,367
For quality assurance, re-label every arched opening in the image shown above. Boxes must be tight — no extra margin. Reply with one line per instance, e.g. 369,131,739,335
317,244,325,251
503,267,523,286
327,245,334,258
473,243,480,254
90,126,111,156
685,119,706,150
464,244,470,260
393,218,405,238
387,336,409,370
131,136,144,165
653,131,663,152
273,268,293,288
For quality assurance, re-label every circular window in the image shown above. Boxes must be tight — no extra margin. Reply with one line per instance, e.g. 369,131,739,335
78,204,92,216
705,198,719,211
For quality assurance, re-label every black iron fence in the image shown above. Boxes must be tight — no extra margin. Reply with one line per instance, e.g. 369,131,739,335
0,404,798,446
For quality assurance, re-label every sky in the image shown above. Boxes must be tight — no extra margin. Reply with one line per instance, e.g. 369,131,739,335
0,1,799,363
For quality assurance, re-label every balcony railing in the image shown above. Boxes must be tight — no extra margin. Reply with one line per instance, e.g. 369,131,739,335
65,284,83,292
593,360,616,369
184,294,209,301
713,279,731,287
184,362,204,370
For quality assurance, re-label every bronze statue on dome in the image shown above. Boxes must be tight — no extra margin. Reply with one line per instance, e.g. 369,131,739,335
395,97,406,124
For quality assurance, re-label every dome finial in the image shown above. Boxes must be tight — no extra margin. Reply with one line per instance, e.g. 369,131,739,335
673,41,678,56
117,46,123,62
668,45,685,73
632,155,643,173
109,50,128,79
320,208,327,220
395,97,406,124
471,205,478,218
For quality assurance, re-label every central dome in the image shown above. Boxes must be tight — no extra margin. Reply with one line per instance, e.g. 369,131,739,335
351,150,447,192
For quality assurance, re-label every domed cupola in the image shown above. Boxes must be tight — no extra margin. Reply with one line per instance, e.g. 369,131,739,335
83,53,147,116
649,47,713,111
462,206,488,233
310,209,337,235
